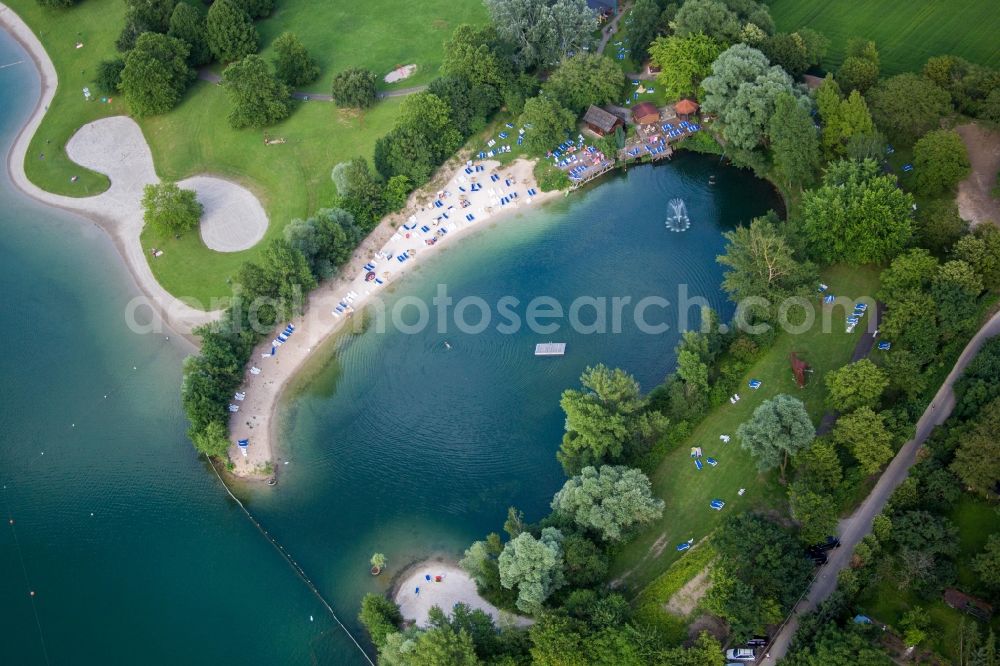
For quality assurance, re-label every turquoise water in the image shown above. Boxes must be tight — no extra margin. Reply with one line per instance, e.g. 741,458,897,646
239,143,781,649
0,28,780,664
0,32,358,665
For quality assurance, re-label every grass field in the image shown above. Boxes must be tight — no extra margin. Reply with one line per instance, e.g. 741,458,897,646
611,264,882,593
770,0,1000,75
257,0,487,93
7,0,424,303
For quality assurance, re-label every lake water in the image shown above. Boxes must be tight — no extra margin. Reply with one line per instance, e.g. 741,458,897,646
0,27,780,664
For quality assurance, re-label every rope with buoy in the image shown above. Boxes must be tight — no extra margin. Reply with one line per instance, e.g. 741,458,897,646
207,461,375,665
2,483,52,666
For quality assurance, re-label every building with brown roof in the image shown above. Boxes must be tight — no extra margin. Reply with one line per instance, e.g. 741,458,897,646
674,99,699,120
583,105,623,136
631,102,660,125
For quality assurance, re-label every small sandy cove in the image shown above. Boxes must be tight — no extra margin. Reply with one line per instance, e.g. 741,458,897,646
393,561,532,628
228,156,559,477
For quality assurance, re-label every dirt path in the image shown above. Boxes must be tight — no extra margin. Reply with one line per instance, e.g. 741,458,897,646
664,567,712,617
955,123,1000,225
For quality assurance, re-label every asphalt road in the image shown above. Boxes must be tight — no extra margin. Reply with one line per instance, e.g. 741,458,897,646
761,307,1000,664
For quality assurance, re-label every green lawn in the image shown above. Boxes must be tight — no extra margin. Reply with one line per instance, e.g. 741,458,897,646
257,0,487,94
770,0,1000,75
7,0,418,304
611,264,882,593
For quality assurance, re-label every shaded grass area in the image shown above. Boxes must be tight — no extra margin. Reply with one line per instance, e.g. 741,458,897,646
256,0,487,94
610,264,882,594
859,494,1000,661
7,0,403,303
770,0,1000,75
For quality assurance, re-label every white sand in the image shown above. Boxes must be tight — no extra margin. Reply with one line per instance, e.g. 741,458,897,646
394,562,532,628
228,156,560,478
2,3,268,336
185,175,269,252
384,64,417,84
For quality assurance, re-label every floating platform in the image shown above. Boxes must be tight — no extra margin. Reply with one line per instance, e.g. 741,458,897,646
535,342,566,356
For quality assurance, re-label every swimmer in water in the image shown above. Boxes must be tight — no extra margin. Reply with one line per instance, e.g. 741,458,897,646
444,341,451,349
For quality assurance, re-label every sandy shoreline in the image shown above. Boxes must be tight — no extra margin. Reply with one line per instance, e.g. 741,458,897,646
0,3,562,478
230,155,560,477
391,559,532,629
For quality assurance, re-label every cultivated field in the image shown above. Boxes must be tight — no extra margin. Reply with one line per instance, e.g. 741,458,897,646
770,0,1000,75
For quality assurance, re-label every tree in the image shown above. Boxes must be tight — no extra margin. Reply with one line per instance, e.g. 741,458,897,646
867,73,952,145
815,76,875,159
551,466,664,541
717,214,815,309
409,625,479,666
649,33,724,99
427,604,503,662
272,32,319,87
428,76,484,138
331,158,386,229
952,398,1000,497
721,66,801,150
673,0,741,43
914,198,967,253
954,225,1000,288
561,533,607,587
783,623,893,665
789,483,838,542
518,95,577,157
236,0,274,19
877,248,938,303
556,364,667,474
440,24,512,113
359,593,402,647
205,0,258,63
702,44,770,117
913,129,971,195
824,359,888,411
794,439,842,492
796,27,829,69
94,59,125,96
973,534,1000,589
736,394,815,482
190,419,230,456
833,407,894,475
484,0,596,69
769,92,819,188
284,209,356,279
836,57,878,93
235,239,316,324
124,0,175,34
330,68,378,108
933,259,984,338
498,528,565,614
543,53,625,115
119,32,193,117
168,2,212,67
221,54,291,129
800,159,914,265
762,32,809,78
627,0,662,62
141,181,203,235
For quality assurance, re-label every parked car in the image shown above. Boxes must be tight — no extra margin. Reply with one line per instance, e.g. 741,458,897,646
808,535,841,552
746,635,769,647
808,551,828,566
725,647,757,661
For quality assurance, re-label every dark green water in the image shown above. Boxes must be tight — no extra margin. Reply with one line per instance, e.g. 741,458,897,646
0,28,780,664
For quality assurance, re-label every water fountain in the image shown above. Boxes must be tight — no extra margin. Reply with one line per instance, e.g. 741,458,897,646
665,197,690,232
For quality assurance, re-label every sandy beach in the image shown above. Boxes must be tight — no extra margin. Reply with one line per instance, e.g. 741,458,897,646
392,560,531,628
228,156,560,477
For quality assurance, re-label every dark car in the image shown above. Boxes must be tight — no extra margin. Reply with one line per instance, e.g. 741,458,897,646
808,551,828,566
746,636,769,647
808,536,841,553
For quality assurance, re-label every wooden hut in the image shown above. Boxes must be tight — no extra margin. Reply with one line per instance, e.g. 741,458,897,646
674,99,699,121
583,105,623,136
631,102,660,126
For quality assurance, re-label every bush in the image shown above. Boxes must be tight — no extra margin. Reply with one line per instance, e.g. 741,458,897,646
331,68,378,108
272,32,319,88
533,160,570,192
913,129,971,196
206,0,258,63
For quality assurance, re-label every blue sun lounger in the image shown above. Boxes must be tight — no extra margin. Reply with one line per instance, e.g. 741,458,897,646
854,303,868,311
878,341,891,350
476,165,485,172
824,294,835,303
846,315,860,324
748,379,762,389
902,163,913,172
375,278,384,285
676,542,691,552
466,214,475,221
695,458,703,470
490,174,500,182
706,457,718,467
710,499,725,511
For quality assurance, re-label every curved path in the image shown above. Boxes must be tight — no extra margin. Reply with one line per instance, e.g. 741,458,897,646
1,5,222,338
196,68,427,101
762,307,1000,664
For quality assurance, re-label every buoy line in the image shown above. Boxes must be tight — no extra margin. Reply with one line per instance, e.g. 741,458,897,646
207,461,375,665
2,483,52,666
